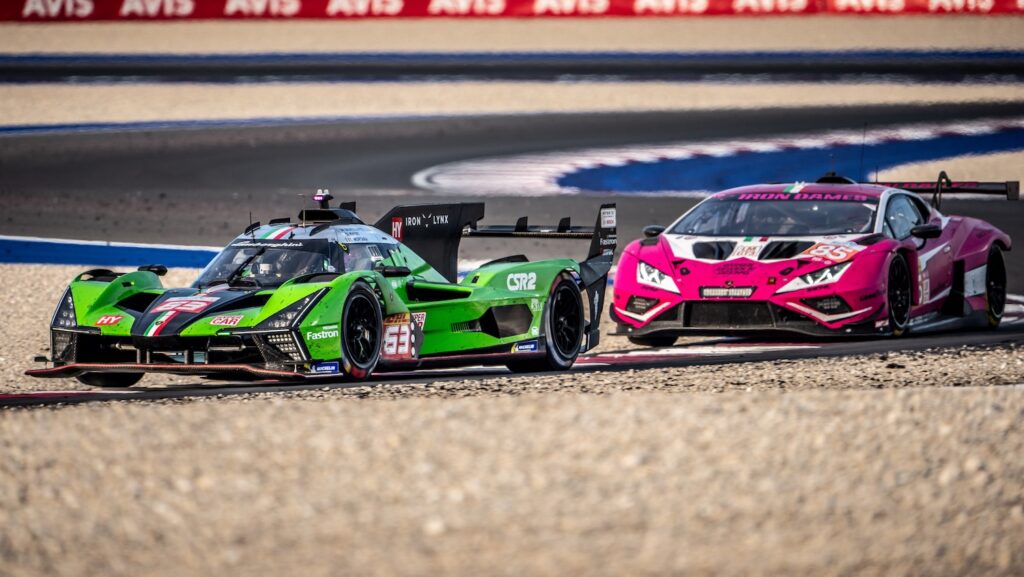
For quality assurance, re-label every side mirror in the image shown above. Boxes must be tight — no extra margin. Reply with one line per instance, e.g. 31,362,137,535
642,225,666,238
910,224,942,239
375,265,411,278
138,264,168,276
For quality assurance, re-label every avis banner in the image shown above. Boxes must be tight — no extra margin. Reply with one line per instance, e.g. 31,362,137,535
4,0,1021,20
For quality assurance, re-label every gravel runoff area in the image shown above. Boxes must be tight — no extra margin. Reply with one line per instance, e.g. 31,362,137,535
4,270,1024,577
2,373,1023,576
2,16,1023,53
5,83,1024,127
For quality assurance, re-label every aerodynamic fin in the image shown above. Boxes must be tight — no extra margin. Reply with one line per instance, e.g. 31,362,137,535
372,203,486,283
874,172,1020,209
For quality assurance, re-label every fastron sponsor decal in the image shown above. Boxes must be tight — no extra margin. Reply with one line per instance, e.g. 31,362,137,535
306,324,339,341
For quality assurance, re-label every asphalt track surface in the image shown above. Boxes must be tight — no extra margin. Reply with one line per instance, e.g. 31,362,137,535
2,101,1023,404
5,326,1023,408
4,51,1024,83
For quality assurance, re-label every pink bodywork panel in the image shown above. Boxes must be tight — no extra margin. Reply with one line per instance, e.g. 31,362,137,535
612,183,1011,333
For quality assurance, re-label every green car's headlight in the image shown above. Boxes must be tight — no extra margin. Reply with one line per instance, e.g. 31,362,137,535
777,262,852,294
51,288,77,329
636,261,679,294
256,289,327,330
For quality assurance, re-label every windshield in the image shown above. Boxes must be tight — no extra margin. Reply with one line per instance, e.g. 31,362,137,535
670,198,878,237
194,240,340,289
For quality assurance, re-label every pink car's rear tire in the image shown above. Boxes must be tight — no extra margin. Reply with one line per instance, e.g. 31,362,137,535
887,253,912,337
986,246,1007,329
627,335,677,348
75,372,144,388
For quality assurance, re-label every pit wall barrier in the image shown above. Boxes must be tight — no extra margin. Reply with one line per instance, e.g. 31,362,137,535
5,0,1022,20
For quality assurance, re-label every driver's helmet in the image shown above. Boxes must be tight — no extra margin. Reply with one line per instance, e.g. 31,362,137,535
344,245,377,272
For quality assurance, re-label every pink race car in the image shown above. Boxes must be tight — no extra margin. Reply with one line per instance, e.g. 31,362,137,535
611,173,1016,346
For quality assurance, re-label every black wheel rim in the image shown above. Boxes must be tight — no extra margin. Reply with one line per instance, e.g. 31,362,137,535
551,284,582,358
345,294,378,367
988,250,1007,317
888,256,911,327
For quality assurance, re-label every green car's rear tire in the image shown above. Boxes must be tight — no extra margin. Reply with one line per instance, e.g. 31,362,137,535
340,282,382,380
507,275,584,373
75,372,143,388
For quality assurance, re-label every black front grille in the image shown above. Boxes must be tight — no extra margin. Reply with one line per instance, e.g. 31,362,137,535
692,241,736,260
254,333,305,364
51,330,77,362
687,302,774,328
653,304,682,323
758,241,815,261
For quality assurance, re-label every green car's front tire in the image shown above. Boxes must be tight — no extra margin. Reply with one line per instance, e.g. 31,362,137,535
507,275,584,373
75,372,144,388
340,282,383,380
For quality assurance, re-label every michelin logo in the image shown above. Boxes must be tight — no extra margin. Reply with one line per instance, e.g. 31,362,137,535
311,361,340,374
306,325,339,341
512,340,538,353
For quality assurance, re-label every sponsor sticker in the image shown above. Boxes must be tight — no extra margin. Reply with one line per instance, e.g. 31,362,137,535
512,340,538,353
411,312,427,328
209,315,244,327
801,243,860,263
714,262,754,276
382,313,420,360
151,296,219,314
732,244,761,259
601,207,617,229
311,361,340,375
95,314,123,326
507,272,537,291
306,324,339,341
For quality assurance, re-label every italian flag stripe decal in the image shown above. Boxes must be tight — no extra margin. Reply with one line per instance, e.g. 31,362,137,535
260,226,295,240
144,311,177,337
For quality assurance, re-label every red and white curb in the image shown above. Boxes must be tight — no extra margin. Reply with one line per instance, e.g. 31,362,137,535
412,117,1024,196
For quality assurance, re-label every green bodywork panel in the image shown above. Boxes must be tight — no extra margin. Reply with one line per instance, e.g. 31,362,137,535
64,254,579,364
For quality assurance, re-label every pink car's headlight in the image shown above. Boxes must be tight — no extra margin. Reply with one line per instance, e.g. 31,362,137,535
776,261,852,294
636,261,679,294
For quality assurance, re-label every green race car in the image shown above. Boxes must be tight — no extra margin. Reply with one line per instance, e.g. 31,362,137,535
28,195,616,386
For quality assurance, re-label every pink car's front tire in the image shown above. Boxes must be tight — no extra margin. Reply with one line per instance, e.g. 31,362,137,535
887,254,912,337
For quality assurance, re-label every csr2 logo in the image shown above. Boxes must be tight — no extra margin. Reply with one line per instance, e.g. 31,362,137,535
507,272,537,291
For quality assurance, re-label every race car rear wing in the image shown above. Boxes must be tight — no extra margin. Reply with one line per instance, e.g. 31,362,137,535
873,171,1020,209
368,201,617,352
